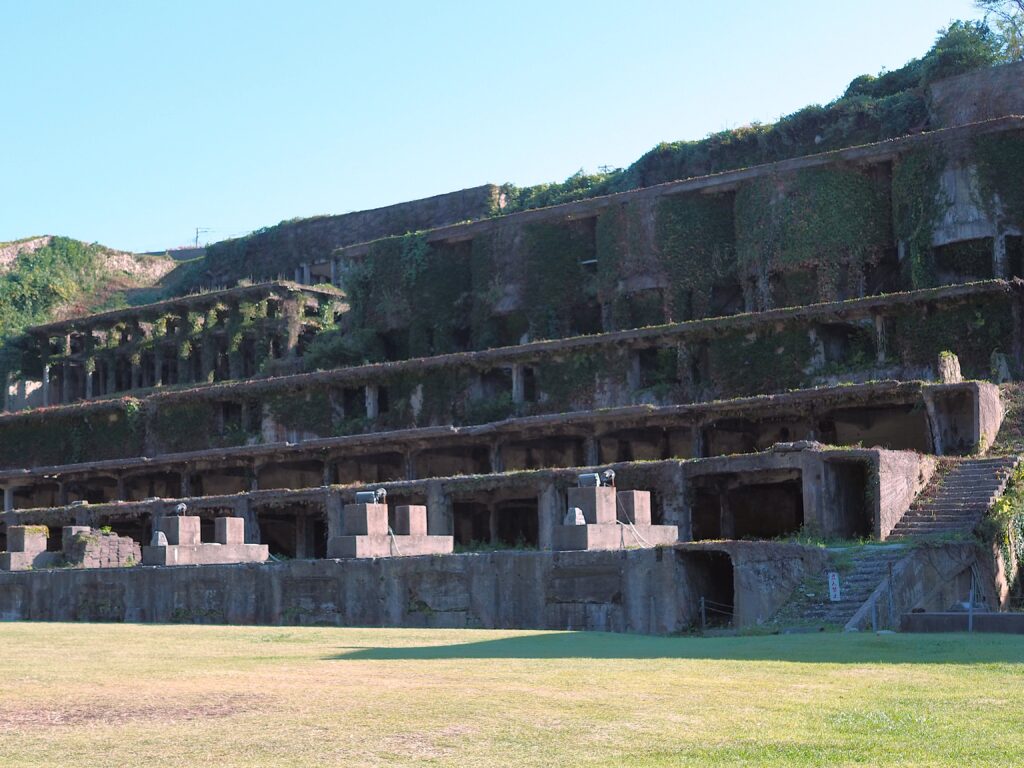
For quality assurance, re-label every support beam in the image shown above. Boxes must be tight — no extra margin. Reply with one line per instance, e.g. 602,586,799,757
365,385,379,420
511,364,525,404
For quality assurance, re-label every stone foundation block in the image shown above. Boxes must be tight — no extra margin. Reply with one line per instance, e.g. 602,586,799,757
8,526,48,554
394,505,427,536
161,516,201,546
616,491,651,525
342,503,389,536
553,523,679,552
567,487,617,525
215,517,245,545
327,534,453,559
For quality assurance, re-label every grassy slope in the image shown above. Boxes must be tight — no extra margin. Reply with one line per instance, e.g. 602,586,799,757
0,624,1022,767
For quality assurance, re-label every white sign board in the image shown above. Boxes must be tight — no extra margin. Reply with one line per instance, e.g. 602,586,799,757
827,571,842,602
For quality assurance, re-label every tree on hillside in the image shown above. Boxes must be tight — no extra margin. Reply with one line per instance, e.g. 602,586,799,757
976,0,1024,59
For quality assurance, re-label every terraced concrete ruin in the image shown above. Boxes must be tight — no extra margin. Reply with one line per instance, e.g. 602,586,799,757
3,62,1024,631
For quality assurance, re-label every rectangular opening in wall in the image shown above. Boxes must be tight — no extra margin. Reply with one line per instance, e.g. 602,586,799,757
825,403,931,453
495,499,539,548
679,549,734,627
453,501,491,547
824,460,871,539
709,279,744,317
815,322,876,370
865,247,902,295
502,437,585,471
933,238,994,284
729,478,803,539
333,452,405,485
416,445,490,478
598,427,669,463
638,347,680,392
523,366,537,402
771,268,817,309
342,387,366,419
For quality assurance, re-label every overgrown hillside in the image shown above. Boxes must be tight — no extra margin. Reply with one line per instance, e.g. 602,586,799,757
0,237,175,375
501,20,1017,211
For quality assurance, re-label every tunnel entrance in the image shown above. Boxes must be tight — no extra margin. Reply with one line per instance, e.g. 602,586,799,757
680,549,734,628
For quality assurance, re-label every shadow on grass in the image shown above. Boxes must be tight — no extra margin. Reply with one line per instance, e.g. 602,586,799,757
331,630,1024,664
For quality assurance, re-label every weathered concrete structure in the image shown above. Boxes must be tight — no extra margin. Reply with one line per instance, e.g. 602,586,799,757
142,515,268,566
12,281,343,410
1,64,1022,632
325,501,453,558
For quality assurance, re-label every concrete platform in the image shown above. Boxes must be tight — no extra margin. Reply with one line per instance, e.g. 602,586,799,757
326,534,454,559
141,543,269,566
553,523,679,551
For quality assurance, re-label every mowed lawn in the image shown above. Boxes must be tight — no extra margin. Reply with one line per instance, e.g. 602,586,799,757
0,624,1022,767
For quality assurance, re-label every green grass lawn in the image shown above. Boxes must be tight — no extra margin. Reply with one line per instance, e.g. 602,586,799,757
0,624,1022,767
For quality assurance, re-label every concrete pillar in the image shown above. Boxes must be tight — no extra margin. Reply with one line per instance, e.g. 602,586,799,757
294,514,311,559
249,463,260,492
302,263,311,285
691,425,706,459
3,486,14,513
537,482,561,551
58,483,69,507
365,385,379,419
678,344,694,401
995,233,1009,280
294,266,302,283
322,459,335,487
115,476,127,502
153,352,162,388
627,351,642,392
111,359,122,394
84,362,94,399
425,481,453,536
236,497,260,544
326,489,344,540
329,259,338,286
874,314,888,364
60,362,71,404
283,299,301,356
489,442,504,474
2,371,9,413
404,452,417,481
584,437,600,468
719,490,734,539
488,505,499,544
511,364,525,404
41,364,50,407
180,472,192,498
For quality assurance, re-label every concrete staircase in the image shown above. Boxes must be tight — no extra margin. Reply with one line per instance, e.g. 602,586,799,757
794,546,908,627
888,456,1020,540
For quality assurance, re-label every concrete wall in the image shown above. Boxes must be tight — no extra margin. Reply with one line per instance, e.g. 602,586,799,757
0,543,824,632
846,542,995,631
929,61,1024,129
876,450,937,540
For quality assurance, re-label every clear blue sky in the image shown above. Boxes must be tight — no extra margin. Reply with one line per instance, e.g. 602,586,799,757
0,0,985,252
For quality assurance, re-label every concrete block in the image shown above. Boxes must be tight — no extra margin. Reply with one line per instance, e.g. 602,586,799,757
343,503,388,536
553,523,678,552
616,491,651,525
161,516,201,546
327,534,454,559
8,526,48,554
141,543,269,566
0,550,61,571
394,505,427,536
215,517,245,545
567,487,617,525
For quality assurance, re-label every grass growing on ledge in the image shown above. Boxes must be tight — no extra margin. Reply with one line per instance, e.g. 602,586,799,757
0,624,1022,767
